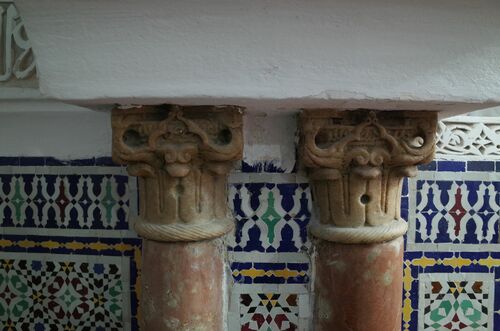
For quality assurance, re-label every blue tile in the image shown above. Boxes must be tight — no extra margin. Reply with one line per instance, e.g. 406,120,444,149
417,161,436,171
438,161,465,172
407,310,419,331
45,157,70,166
424,251,453,259
495,281,500,311
409,280,419,310
404,251,423,259
287,263,309,271
129,291,139,317
231,262,253,270
402,178,409,197
131,317,139,331
70,158,96,166
401,208,408,222
467,161,495,172
460,251,490,260
95,157,119,166
25,242,51,254
19,157,45,166
254,262,286,270
253,274,286,284
401,197,409,211
0,157,19,165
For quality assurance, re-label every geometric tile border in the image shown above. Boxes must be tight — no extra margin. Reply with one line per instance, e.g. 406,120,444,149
0,165,137,238
231,261,310,285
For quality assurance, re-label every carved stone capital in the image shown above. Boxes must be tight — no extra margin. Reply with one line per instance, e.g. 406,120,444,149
299,110,437,244
112,104,243,242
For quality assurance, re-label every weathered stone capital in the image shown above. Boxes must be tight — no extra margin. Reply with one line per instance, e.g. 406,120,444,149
112,104,244,242
299,109,437,244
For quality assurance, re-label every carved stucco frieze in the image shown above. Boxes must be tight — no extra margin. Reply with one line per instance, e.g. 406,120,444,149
436,116,500,159
0,2,36,82
112,104,243,242
299,110,437,244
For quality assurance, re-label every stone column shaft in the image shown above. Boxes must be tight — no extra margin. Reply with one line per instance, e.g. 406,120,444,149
299,110,437,331
112,104,243,331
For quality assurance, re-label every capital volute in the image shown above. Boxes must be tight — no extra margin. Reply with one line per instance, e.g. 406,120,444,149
112,104,244,242
299,109,437,244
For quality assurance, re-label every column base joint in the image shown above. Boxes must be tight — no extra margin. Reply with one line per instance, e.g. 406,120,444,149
310,219,408,244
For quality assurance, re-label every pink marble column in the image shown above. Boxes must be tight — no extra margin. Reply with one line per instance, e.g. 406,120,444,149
141,240,224,330
315,238,404,330
299,110,437,331
112,105,243,330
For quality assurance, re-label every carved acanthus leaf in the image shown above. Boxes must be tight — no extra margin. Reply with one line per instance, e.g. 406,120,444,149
112,104,244,242
299,110,437,244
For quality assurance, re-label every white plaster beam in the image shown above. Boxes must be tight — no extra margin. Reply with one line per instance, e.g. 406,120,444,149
15,0,500,113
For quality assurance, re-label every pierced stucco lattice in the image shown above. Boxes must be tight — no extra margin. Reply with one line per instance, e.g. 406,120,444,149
436,116,500,160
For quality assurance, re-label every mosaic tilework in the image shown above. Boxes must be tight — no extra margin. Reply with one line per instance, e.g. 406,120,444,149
0,156,141,331
0,234,141,331
228,183,311,253
402,251,500,331
228,174,312,330
240,293,299,331
403,160,500,331
420,274,492,330
413,177,499,245
1,155,499,331
0,173,131,230
229,283,311,331
231,262,309,284
408,161,500,251
0,161,136,238
0,253,126,330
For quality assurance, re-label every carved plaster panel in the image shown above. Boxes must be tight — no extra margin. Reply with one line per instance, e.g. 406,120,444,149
436,116,500,159
0,1,36,83
299,110,437,244
112,104,243,242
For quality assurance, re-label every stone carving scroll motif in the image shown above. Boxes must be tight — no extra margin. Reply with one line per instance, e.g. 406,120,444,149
0,2,36,82
112,105,244,242
299,110,437,244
